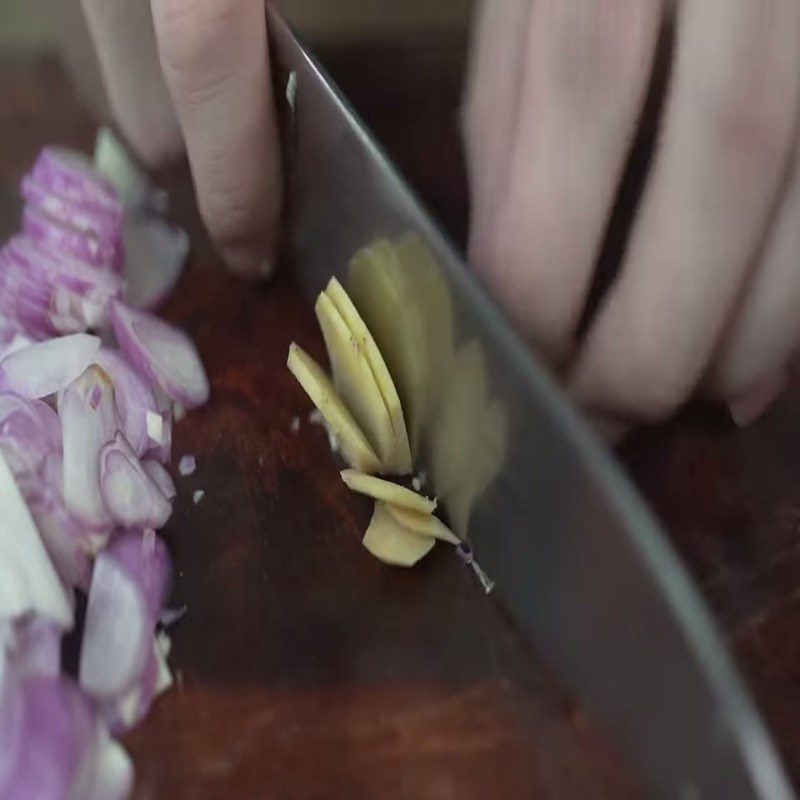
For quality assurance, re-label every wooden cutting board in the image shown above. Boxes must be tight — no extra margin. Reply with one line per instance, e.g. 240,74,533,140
4,50,800,798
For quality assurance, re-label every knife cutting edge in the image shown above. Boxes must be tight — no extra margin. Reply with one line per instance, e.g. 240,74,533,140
267,8,794,798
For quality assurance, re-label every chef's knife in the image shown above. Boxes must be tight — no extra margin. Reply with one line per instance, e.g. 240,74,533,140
267,8,794,798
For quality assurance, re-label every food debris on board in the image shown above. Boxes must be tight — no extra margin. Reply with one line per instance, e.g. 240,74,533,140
159,604,188,627
172,401,186,423
0,132,208,798
192,489,205,505
287,276,460,568
455,542,495,595
178,454,196,476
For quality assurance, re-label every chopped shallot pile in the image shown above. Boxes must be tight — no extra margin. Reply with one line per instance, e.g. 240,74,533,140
0,132,207,799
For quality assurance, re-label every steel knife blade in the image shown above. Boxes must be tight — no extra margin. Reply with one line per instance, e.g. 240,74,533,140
267,8,794,798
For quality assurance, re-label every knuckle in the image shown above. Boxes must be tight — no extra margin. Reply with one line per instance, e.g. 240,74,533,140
155,0,240,76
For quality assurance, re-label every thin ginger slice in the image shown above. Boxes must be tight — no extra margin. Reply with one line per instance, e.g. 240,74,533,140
363,502,435,567
341,469,436,514
287,343,380,473
384,502,459,545
315,291,396,472
325,277,412,474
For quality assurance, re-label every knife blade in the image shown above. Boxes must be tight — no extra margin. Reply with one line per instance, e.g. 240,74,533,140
266,8,794,798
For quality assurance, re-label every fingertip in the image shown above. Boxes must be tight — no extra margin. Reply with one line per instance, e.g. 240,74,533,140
221,245,274,281
728,371,787,427
152,0,281,281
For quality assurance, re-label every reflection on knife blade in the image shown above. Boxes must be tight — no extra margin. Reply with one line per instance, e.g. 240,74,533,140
348,234,508,541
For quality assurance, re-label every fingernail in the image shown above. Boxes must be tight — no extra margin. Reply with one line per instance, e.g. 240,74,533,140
221,244,267,279
728,371,787,427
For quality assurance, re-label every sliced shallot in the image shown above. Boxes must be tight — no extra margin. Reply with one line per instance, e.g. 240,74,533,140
0,450,73,628
101,633,172,733
109,300,209,408
4,617,62,679
29,147,119,214
95,349,157,457
79,552,149,700
3,235,124,332
99,432,172,529
0,139,213,795
69,724,133,800
27,491,94,592
21,174,122,243
59,365,116,528
107,532,171,624
0,651,23,793
0,393,60,479
0,333,100,399
0,329,33,361
23,206,120,272
178,454,196,476
5,676,92,798
79,532,170,700
94,126,166,213
123,216,188,311
5,675,132,800
142,459,176,500
145,389,172,465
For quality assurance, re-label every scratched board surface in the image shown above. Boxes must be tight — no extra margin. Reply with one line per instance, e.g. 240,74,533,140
0,58,644,798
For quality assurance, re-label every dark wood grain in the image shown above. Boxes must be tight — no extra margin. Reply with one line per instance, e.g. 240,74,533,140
0,58,642,799
620,399,800,786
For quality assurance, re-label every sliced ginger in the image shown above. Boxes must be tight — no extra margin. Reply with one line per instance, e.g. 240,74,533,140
315,291,398,472
287,343,380,473
325,277,412,474
446,399,508,538
341,469,436,514
429,340,488,499
348,241,429,453
287,244,476,568
384,502,459,545
394,234,455,420
362,502,435,567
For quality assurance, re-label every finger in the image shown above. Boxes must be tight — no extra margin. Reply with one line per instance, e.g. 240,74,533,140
571,0,799,422
80,0,183,166
151,0,281,277
462,0,532,264
728,370,788,427
468,0,663,362
707,139,800,403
